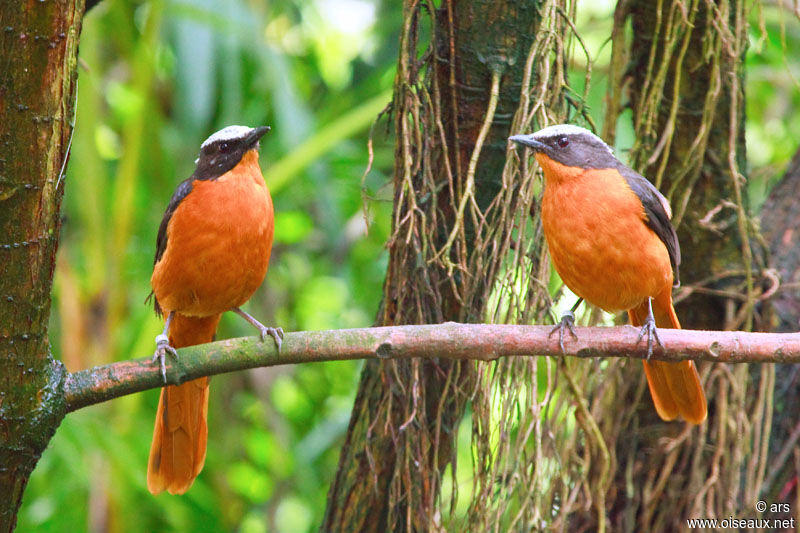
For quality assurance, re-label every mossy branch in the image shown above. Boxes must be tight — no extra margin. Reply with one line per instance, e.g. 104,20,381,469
65,323,800,412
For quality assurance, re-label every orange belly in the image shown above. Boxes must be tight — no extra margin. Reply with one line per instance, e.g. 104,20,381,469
540,166,673,313
151,153,274,317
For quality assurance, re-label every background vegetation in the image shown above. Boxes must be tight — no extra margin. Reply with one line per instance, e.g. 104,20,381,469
16,0,799,531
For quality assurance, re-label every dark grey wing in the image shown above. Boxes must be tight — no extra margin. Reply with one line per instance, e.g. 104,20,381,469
617,165,681,286
147,177,195,315
154,178,194,264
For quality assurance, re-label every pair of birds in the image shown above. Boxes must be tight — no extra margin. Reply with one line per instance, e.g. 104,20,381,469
145,123,706,495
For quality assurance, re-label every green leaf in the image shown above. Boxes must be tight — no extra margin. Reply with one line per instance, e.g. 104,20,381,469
274,210,314,244
227,461,273,503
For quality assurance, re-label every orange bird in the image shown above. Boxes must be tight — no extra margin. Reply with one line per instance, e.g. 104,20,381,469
510,124,706,424
147,125,282,494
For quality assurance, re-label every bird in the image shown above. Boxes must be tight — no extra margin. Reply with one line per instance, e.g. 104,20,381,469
509,124,707,424
146,124,283,494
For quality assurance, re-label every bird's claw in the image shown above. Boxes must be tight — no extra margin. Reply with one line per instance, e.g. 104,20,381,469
258,326,284,353
635,317,662,361
549,310,578,352
153,333,179,383
231,307,284,353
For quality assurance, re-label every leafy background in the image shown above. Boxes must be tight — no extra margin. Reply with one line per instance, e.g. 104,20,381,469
18,0,799,531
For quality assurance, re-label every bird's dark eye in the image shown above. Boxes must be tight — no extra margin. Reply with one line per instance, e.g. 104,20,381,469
219,142,230,153
556,137,569,148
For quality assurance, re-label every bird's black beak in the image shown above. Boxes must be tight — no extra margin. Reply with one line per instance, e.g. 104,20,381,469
245,126,271,150
509,133,547,152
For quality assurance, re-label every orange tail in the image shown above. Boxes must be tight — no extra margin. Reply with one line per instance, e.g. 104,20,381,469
628,291,707,424
147,313,221,495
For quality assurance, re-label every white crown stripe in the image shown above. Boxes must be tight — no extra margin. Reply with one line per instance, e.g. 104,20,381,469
532,124,614,155
201,125,253,148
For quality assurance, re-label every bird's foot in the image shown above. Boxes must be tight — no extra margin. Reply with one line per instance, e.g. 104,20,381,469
152,333,179,383
258,325,284,352
232,307,284,353
549,310,578,352
635,316,662,361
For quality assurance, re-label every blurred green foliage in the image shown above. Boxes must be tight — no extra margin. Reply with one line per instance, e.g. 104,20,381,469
16,0,799,531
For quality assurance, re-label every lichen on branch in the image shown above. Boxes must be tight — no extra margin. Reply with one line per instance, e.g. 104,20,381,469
64,324,800,413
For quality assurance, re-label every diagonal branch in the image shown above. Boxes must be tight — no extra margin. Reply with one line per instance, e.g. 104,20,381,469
64,323,800,413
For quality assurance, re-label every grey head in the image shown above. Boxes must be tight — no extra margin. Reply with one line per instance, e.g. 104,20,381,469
194,125,270,180
509,124,618,169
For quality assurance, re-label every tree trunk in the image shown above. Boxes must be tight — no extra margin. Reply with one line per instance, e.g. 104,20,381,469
761,147,800,333
0,0,83,529
758,146,800,515
601,1,766,531
322,1,546,530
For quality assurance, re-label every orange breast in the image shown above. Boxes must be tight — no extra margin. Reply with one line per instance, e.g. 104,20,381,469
538,157,673,313
151,150,274,316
